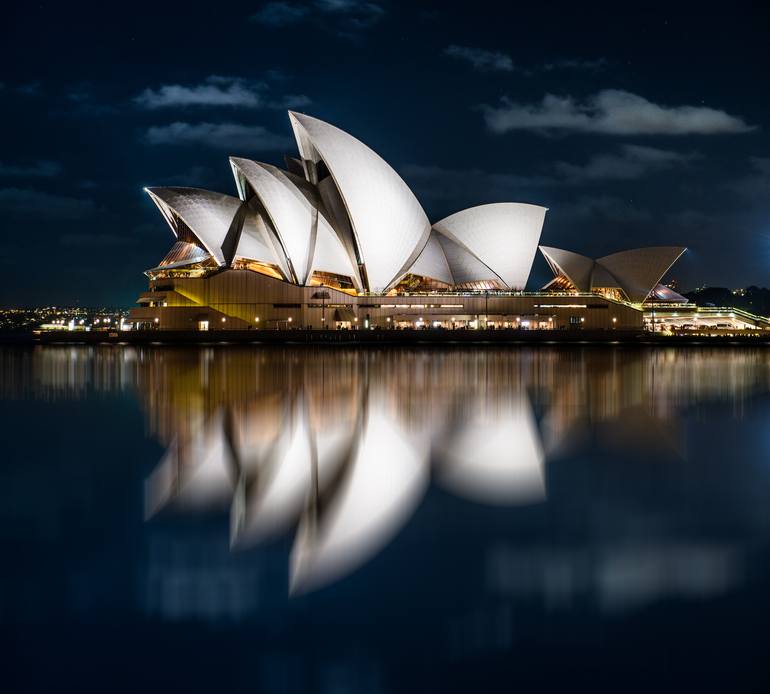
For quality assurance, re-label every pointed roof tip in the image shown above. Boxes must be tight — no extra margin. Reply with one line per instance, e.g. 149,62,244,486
288,110,321,127
229,155,257,169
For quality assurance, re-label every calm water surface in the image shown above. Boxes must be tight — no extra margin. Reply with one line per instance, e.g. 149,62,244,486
2,345,770,692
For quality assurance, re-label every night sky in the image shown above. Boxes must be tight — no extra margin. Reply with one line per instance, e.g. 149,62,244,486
2,1,769,306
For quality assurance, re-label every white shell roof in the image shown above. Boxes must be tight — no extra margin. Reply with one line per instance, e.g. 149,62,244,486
597,247,686,302
236,204,290,277
230,157,358,285
540,245,687,302
145,187,242,266
288,112,431,293
230,158,314,283
407,230,454,285
433,203,547,290
590,262,621,289
436,233,502,286
539,246,595,292
308,219,361,285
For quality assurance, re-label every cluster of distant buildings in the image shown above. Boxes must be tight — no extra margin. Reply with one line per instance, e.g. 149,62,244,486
0,307,128,334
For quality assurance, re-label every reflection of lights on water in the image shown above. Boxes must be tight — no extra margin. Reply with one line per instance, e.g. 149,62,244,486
145,387,548,592
437,396,545,506
7,346,765,609
114,348,759,594
291,405,429,594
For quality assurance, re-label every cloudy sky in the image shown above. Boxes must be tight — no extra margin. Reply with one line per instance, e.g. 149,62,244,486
2,1,769,305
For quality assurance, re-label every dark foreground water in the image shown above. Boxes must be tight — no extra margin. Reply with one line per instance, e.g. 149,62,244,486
2,345,770,692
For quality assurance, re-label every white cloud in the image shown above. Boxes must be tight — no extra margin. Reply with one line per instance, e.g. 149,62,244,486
444,45,514,72
554,145,696,182
135,76,267,109
135,76,312,111
0,161,62,177
444,50,605,76
314,0,384,29
144,122,293,150
482,90,754,136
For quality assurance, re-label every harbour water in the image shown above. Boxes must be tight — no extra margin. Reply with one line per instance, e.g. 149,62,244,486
2,345,770,692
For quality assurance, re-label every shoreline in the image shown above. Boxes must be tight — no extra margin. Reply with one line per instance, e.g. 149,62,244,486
2,328,770,346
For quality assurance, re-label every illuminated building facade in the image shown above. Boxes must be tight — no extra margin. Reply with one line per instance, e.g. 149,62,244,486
128,111,700,332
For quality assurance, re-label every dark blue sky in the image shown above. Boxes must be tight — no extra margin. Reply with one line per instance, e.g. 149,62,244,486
2,1,769,305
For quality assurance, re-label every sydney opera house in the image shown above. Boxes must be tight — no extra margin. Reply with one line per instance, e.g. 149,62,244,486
127,111,752,332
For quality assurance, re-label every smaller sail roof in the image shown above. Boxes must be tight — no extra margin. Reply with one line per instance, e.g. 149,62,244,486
540,245,686,302
235,204,290,277
434,203,547,290
407,230,454,285
597,247,686,303
230,157,358,285
539,246,595,292
145,187,242,266
230,158,314,283
437,234,502,286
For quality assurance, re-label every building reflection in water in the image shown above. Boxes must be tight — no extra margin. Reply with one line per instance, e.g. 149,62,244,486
3,345,770,604
138,350,556,592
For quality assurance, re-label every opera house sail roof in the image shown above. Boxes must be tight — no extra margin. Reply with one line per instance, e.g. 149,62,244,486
142,111,553,295
141,110,686,305
540,245,688,303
